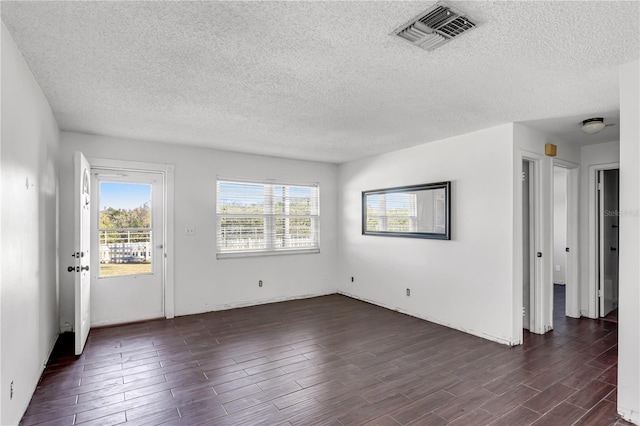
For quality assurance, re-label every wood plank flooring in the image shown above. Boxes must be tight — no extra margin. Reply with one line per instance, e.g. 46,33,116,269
21,293,630,425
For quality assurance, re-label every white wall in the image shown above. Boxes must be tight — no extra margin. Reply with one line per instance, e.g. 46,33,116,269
579,140,620,318
1,23,60,426
617,59,639,425
58,132,338,329
338,124,517,345
553,167,567,284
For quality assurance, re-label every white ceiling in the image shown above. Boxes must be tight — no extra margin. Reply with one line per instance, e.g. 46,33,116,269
2,1,638,163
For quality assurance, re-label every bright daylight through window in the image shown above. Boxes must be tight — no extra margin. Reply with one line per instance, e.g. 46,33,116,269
99,182,153,277
216,179,320,257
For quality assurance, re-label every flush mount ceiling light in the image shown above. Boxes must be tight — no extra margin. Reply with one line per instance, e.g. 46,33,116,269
581,117,607,134
392,1,478,52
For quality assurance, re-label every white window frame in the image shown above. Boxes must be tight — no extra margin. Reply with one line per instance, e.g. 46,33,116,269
368,192,418,232
216,178,320,258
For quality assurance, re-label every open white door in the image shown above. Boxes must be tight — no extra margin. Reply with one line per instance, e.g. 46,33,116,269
74,152,92,355
91,170,165,326
598,169,620,317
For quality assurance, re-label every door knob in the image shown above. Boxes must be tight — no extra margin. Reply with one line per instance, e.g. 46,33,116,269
67,266,77,272
80,265,90,271
537,252,542,258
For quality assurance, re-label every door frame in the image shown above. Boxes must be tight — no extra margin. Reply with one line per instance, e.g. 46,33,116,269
553,159,580,318
587,162,619,319
88,157,175,319
516,151,545,342
522,159,535,332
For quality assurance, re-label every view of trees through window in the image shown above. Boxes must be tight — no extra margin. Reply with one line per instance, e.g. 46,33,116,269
100,204,150,230
99,182,153,277
217,181,319,254
365,193,417,232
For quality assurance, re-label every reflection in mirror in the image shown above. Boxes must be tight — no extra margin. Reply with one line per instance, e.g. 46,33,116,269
362,182,450,239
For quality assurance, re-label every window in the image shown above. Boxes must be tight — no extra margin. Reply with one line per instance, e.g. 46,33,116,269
365,192,418,233
216,179,320,257
98,181,153,277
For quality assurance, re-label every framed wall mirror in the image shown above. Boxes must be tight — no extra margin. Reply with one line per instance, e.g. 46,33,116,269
362,181,451,240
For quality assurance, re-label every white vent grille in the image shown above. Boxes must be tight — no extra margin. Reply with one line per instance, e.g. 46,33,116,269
392,1,478,52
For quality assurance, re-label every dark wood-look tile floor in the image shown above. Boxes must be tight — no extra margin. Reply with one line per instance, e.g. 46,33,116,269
21,292,631,426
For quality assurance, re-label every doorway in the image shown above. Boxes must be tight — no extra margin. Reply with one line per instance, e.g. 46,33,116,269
598,169,620,320
90,170,165,326
551,162,580,321
522,159,535,331
553,166,568,318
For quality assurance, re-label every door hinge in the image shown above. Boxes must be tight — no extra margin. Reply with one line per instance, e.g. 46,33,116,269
522,306,526,316
598,182,603,191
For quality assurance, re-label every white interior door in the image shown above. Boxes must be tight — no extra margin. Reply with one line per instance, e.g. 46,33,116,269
74,152,92,355
90,170,165,326
522,160,535,331
598,169,620,317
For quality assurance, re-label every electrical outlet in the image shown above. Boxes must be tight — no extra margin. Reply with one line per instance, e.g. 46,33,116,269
185,226,196,236
351,276,354,282
10,380,14,400
406,288,411,296
258,280,263,287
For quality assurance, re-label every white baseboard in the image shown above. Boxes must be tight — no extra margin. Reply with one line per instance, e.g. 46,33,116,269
337,290,515,346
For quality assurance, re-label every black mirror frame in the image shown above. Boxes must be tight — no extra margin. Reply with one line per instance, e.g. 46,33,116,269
362,181,451,240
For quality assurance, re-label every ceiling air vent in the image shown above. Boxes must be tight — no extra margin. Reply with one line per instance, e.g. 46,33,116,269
392,1,478,52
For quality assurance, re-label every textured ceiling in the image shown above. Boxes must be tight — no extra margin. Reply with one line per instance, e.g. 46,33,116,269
2,1,638,163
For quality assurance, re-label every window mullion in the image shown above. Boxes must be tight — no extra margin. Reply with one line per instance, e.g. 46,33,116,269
283,185,290,248
264,184,275,250
379,193,388,231
311,186,319,246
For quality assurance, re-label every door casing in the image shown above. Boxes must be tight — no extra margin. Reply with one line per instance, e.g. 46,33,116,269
598,168,620,317
515,152,580,344
587,163,619,319
91,170,164,325
516,152,545,341
553,160,580,319
88,158,175,321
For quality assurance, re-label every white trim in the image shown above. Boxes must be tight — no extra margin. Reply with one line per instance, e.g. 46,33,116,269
183,291,336,316
553,159,580,318
217,248,320,259
338,290,516,346
165,166,175,319
616,407,639,425
516,151,546,338
90,158,175,174
217,175,319,188
91,313,165,328
587,162,619,319
87,157,175,320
